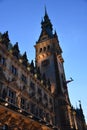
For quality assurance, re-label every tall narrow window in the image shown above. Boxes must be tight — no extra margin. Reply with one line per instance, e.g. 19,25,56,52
0,56,6,66
11,65,18,75
38,88,42,95
30,81,35,90
44,47,46,51
40,48,42,53
21,98,26,109
21,74,27,84
30,102,35,114
8,89,16,104
39,108,43,119
0,82,3,97
47,45,50,50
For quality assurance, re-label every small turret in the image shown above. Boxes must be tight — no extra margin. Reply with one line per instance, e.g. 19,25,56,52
11,42,20,59
79,100,82,111
41,7,53,32
1,31,10,48
37,7,54,43
75,100,85,123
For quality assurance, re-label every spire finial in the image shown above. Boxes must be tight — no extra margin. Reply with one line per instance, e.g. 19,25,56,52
78,100,82,110
44,5,47,16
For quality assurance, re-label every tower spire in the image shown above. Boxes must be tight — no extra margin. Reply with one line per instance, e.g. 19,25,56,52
44,5,47,16
44,5,49,21
79,100,82,110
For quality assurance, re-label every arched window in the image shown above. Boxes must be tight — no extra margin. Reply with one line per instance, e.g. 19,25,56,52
47,45,50,50
44,47,46,51
40,48,42,53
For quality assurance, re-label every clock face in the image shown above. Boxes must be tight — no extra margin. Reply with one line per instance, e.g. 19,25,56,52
41,59,50,67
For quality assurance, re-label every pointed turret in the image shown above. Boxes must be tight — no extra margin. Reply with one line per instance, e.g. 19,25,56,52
11,42,20,59
75,100,86,123
37,7,54,43
41,7,53,32
79,100,82,110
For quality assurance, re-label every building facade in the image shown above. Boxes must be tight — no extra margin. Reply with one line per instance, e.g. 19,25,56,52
0,10,86,130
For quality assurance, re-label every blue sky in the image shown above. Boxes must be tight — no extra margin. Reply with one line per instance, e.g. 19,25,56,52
0,0,87,123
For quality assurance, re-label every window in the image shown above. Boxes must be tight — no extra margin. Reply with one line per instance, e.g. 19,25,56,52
44,47,46,51
49,98,52,104
30,102,35,114
21,74,27,84
44,93,48,101
46,113,50,122
40,48,42,53
2,88,7,99
39,108,43,119
21,98,26,109
30,81,35,90
38,97,42,103
29,82,35,97
41,59,50,67
0,56,6,66
8,89,16,104
0,82,3,97
41,36,47,41
43,93,48,107
38,88,42,95
11,65,18,75
26,103,30,110
35,107,39,117
47,45,50,50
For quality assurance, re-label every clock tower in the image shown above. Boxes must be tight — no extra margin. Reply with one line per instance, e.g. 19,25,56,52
35,9,74,130
35,8,65,95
